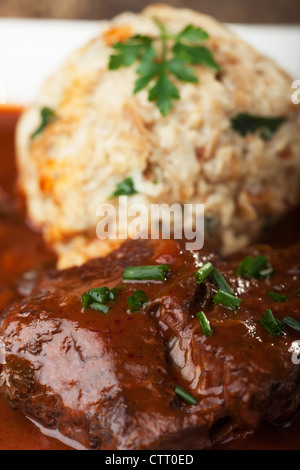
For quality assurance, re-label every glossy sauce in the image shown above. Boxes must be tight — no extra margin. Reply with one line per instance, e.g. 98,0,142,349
0,107,299,450
0,107,70,450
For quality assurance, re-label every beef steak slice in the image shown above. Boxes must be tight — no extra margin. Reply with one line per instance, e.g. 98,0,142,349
0,239,300,449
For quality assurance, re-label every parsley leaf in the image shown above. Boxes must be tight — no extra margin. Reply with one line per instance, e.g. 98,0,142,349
134,61,160,93
109,35,154,69
108,18,220,115
148,67,180,116
231,113,286,140
166,58,199,83
176,25,209,42
111,177,138,198
172,43,220,69
31,107,56,139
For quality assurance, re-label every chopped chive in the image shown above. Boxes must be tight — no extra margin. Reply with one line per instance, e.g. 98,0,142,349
239,255,267,277
195,262,236,296
236,255,272,279
283,316,300,332
89,302,111,314
88,286,120,304
123,265,169,281
236,256,253,276
211,268,234,295
267,291,287,303
175,385,197,405
296,288,300,298
82,286,120,313
213,289,242,310
258,267,274,279
128,290,148,312
81,292,90,310
88,287,110,304
195,262,214,284
260,309,285,336
197,311,212,337
108,287,121,301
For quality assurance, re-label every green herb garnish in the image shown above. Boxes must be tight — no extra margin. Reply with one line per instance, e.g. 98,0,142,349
82,286,120,313
174,385,197,405
197,311,212,337
194,262,214,284
195,263,235,296
88,287,120,303
109,18,219,116
81,292,91,310
128,289,148,312
258,267,274,279
111,177,137,198
260,309,285,336
231,113,286,140
211,268,234,295
31,107,56,139
236,255,273,280
283,316,300,332
213,289,242,311
89,302,111,314
267,291,287,303
296,287,300,298
123,264,169,281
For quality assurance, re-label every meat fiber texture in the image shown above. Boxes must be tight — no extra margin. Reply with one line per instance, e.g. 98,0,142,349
0,238,300,449
16,4,300,268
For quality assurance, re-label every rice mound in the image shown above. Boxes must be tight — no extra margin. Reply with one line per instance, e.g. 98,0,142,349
16,4,300,268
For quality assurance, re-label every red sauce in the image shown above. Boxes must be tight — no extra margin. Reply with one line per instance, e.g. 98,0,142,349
0,107,71,450
0,106,299,450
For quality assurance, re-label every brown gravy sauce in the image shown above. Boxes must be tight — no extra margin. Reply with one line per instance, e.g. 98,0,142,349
0,106,299,450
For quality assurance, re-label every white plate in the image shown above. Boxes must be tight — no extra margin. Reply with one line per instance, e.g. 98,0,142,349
0,18,299,105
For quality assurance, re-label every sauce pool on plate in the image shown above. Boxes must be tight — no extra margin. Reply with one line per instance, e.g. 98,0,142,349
0,107,71,450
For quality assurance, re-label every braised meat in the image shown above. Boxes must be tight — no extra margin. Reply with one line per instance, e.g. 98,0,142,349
0,238,300,449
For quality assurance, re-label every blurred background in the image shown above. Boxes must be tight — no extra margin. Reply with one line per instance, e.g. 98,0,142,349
0,0,299,24
1,0,299,106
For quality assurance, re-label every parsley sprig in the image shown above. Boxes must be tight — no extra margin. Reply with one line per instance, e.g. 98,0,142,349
111,177,137,198
31,107,56,139
109,18,220,116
